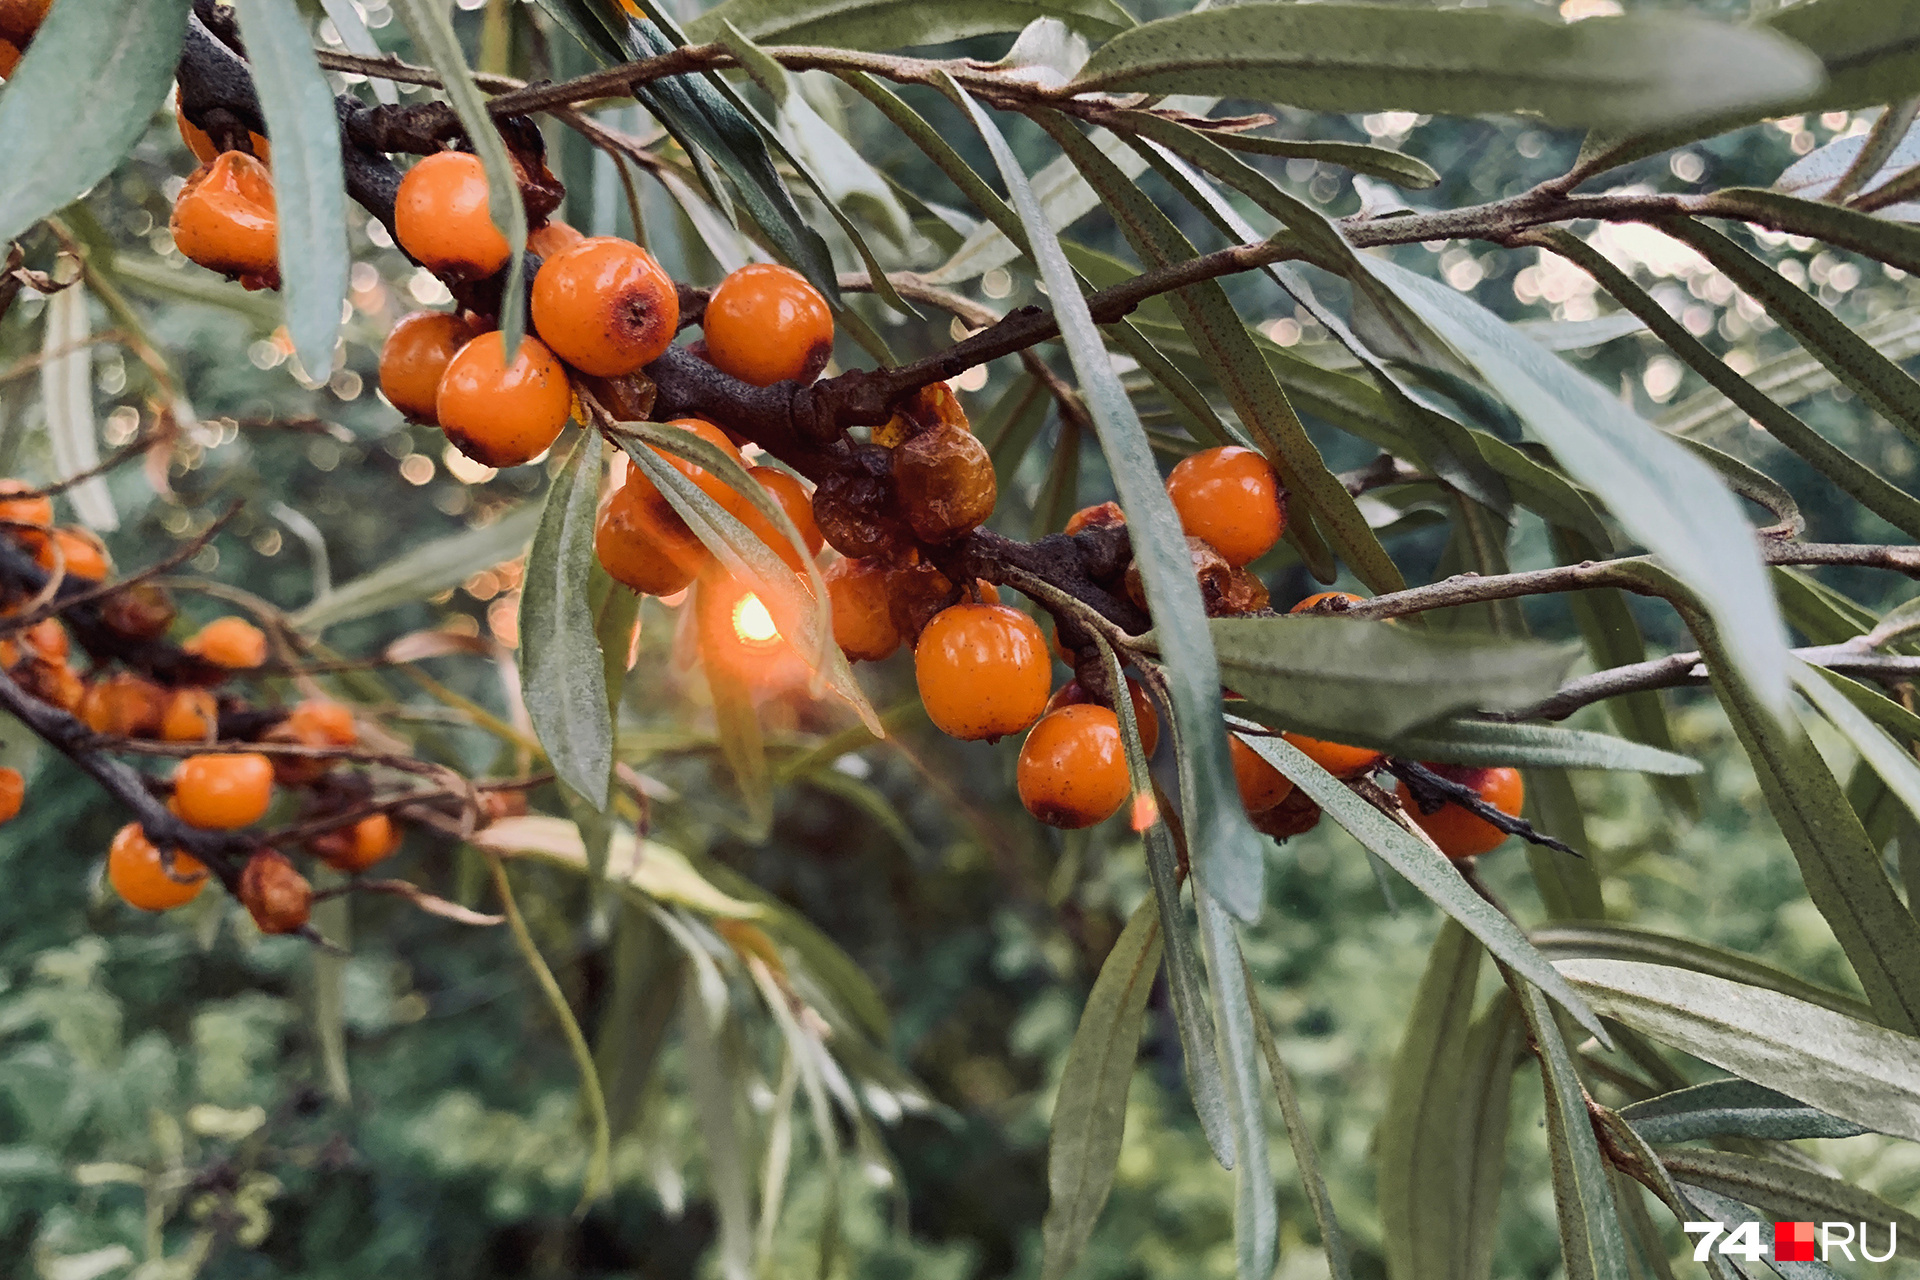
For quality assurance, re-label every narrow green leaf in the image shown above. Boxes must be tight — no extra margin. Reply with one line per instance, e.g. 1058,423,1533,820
1772,566,1881,647
696,574,774,841
1456,997,1522,1280
1210,131,1439,190
1041,897,1163,1280
1663,310,1920,439
946,81,1267,921
1661,1151,1920,1259
1621,1080,1870,1144
1531,923,1874,1022
1143,819,1235,1168
1677,1185,1843,1280
0,0,190,244
1072,5,1821,132
1708,187,1920,274
688,0,1132,47
1195,895,1277,1280
293,503,540,631
1384,720,1702,777
1557,958,1920,1142
1794,662,1920,841
234,0,349,382
1525,768,1607,922
1761,0,1920,112
678,969,755,1276
1476,439,1603,544
1591,1115,1746,1280
594,904,684,1136
590,559,639,720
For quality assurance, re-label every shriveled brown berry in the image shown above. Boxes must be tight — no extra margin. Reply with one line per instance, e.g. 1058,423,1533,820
100,582,177,641
14,656,82,712
1124,537,1268,617
885,561,959,649
812,444,904,560
1065,501,1124,536
1252,787,1322,841
78,673,168,737
893,424,996,544
239,849,312,935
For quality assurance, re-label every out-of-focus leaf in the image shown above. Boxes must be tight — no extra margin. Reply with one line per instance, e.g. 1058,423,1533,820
947,81,1267,921
1194,895,1277,1280
1762,0,1920,112
0,0,191,244
1143,819,1234,1167
316,0,398,104
235,0,350,383
1210,131,1439,190
473,816,765,919
1795,662,1920,841
1776,119,1920,216
1525,768,1606,922
1661,1151,1920,1259
1041,897,1162,1280
1206,616,1574,740
1532,923,1874,1021
1073,5,1821,132
1558,958,1920,1142
689,0,1130,47
294,503,540,631
1365,256,1792,717
518,436,613,810
694,573,774,841
1512,313,1648,351
1620,1080,1871,1144
1772,566,1880,646
38,281,114,532
678,969,754,1279
1382,720,1702,776
1664,309,1920,438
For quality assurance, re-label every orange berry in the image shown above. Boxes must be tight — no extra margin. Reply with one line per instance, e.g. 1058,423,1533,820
1065,501,1125,536
436,333,573,468
594,478,710,596
0,478,52,528
78,673,168,737
1281,732,1381,779
22,617,67,663
527,218,585,258
238,848,311,934
159,689,218,742
108,823,207,911
0,766,21,823
0,37,18,79
174,93,270,166
702,263,833,387
1047,677,1160,757
170,151,278,290
173,752,274,829
893,424,996,544
394,151,510,282
730,466,823,571
184,616,267,669
14,655,81,712
285,698,356,747
1167,445,1286,567
379,310,482,424
824,556,900,662
32,526,110,580
0,0,48,46
312,813,402,873
531,237,679,376
1017,704,1129,829
1396,765,1524,860
1289,591,1364,615
625,418,741,511
1230,733,1293,814
914,603,1050,741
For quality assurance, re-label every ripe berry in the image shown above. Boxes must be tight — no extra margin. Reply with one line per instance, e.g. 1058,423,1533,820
1396,765,1524,860
78,673,168,737
914,603,1050,741
21,617,66,662
239,849,311,934
173,752,274,829
159,689,218,743
1047,677,1159,757
185,616,267,669
436,333,574,468
532,237,679,376
312,813,401,873
702,263,833,386
0,478,52,528
0,37,17,78
1230,733,1294,814
107,823,207,912
1291,591,1363,615
595,477,710,596
824,556,899,662
14,656,82,712
379,310,481,424
1281,733,1381,779
527,218,585,258
730,466,823,571
174,92,270,166
0,0,49,45
1018,705,1129,829
1167,445,1286,567
32,526,110,580
285,698,356,746
624,418,742,512
0,766,22,824
893,424,996,544
395,151,510,282
171,151,279,290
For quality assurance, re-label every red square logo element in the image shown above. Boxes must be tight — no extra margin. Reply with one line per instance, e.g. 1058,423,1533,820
1775,1222,1817,1262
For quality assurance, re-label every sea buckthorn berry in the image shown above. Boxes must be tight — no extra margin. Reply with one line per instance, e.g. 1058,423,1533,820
107,823,207,912
312,813,402,874
1167,445,1287,567
173,752,274,830
285,698,356,746
886,561,958,648
702,263,833,387
531,237,679,376
171,151,279,290
394,151,511,282
0,37,18,78
1048,677,1160,757
1230,733,1293,814
0,478,52,528
1018,705,1128,829
78,673,168,737
893,424,997,544
14,657,82,712
100,583,176,641
379,310,482,424
729,466,823,571
1125,536,1268,617
174,93,270,167
812,445,904,560
33,526,110,580
873,381,970,448
239,849,311,935
1281,732,1382,780
1290,591,1364,615
22,617,67,663
527,218,585,258
1396,765,1525,860
1065,501,1124,536
595,480,710,596
0,0,49,45
824,557,899,662
160,689,218,743
185,616,268,669
436,333,574,468
1253,787,1322,841
625,418,742,513
914,603,1050,741
0,766,20,824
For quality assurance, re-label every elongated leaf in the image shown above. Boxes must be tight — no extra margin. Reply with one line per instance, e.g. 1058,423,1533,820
1777,118,1920,214
1708,187,1920,275
1558,958,1920,1142
1662,1151,1920,1260
1531,924,1874,1022
1143,818,1235,1167
235,0,349,383
1194,895,1276,1280
594,904,684,1135
1245,734,1605,1038
0,0,190,244
1207,616,1574,741
1593,1116,1747,1280
1664,310,1920,439
1385,720,1702,776
38,281,115,532
678,970,754,1279
1621,1080,1870,1144
1210,131,1438,190
1456,997,1522,1280
1042,897,1163,1280
696,574,774,841
1072,5,1820,132
1794,663,1920,841
946,82,1266,921
1761,0,1920,112
294,502,540,631
688,0,1133,47
1366,256,1792,717
1525,768,1607,922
